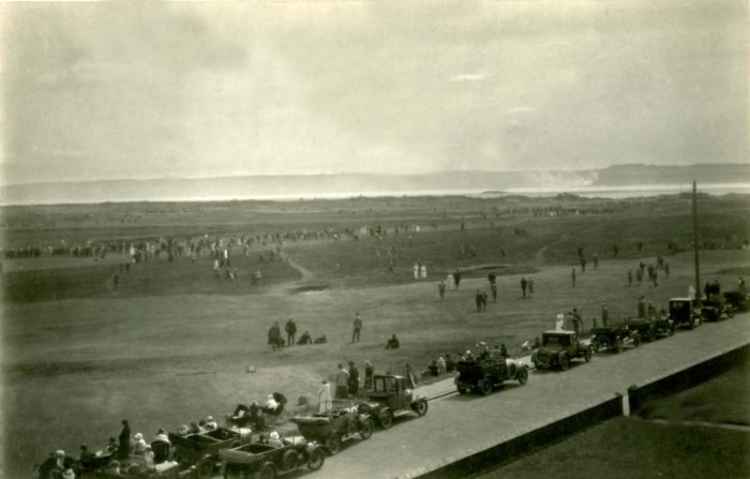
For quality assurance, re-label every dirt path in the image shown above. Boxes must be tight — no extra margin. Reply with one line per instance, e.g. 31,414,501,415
283,254,315,282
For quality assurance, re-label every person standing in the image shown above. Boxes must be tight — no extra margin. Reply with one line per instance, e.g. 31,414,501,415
628,270,633,287
637,296,646,318
571,267,577,288
475,290,483,312
335,364,349,399
438,280,446,300
413,262,419,280
420,263,427,279
284,318,297,346
571,308,583,334
453,270,462,289
118,420,131,460
490,282,498,302
317,380,332,414
352,313,363,343
528,278,535,296
520,277,528,298
364,360,374,390
347,361,360,396
601,304,609,328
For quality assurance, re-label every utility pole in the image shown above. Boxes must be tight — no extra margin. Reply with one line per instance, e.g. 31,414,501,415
692,180,701,301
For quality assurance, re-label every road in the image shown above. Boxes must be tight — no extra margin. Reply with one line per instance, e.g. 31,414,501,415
307,315,750,479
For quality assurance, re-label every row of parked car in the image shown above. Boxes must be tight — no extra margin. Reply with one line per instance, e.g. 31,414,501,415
455,290,747,395
78,289,748,479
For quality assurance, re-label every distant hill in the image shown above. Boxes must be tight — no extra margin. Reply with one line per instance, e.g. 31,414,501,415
1,164,747,205
592,163,750,186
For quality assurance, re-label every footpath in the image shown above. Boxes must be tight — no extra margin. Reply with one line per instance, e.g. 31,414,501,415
307,315,750,479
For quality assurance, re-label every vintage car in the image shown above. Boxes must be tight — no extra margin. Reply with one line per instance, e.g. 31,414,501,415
531,330,592,371
169,428,247,478
455,353,528,395
724,291,749,313
627,316,674,342
290,407,374,454
355,374,428,429
590,324,640,353
220,437,324,479
669,298,702,329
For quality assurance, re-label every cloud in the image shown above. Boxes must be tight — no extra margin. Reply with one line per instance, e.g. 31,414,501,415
449,73,487,83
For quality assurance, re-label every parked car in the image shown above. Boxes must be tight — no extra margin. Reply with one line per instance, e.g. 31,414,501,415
627,316,674,342
455,353,528,395
531,330,592,371
169,428,247,478
669,298,702,329
355,374,428,429
590,324,640,353
291,407,374,454
220,437,324,479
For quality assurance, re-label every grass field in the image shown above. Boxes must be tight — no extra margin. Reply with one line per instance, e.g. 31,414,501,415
472,355,750,479
1,193,749,478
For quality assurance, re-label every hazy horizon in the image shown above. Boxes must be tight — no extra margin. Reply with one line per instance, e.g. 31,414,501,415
3,1,747,185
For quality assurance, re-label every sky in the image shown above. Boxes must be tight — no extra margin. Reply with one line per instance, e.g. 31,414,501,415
1,0,747,185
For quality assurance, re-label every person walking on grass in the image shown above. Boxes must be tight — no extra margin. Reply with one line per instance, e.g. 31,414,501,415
438,280,446,300
352,313,363,343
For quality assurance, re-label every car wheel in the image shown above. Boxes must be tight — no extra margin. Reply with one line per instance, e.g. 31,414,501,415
324,434,342,455
413,399,428,416
359,418,374,439
633,335,641,347
480,379,493,395
584,348,592,363
559,354,570,371
280,449,299,471
307,448,325,471
254,462,276,479
225,465,246,479
517,367,528,385
379,410,394,429
457,386,467,395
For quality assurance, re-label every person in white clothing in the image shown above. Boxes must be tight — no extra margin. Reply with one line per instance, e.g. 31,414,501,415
317,380,332,414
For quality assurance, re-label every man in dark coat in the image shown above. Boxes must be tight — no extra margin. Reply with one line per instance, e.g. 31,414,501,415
347,361,360,396
520,277,528,298
285,318,297,346
118,420,131,460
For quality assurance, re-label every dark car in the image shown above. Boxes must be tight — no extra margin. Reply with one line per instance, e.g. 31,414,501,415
669,298,702,329
291,407,374,455
455,353,528,395
531,330,592,371
355,374,428,429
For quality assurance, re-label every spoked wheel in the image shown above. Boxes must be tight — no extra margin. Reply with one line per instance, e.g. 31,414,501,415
254,462,276,479
584,348,592,363
307,448,325,471
559,355,570,371
480,379,494,395
379,410,393,429
517,367,529,385
324,434,342,455
413,399,429,416
359,418,374,439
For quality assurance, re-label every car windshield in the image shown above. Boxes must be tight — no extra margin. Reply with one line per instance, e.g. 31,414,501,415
373,377,397,393
542,334,570,346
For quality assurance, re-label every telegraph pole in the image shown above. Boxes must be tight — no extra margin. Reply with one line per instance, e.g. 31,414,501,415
692,180,701,301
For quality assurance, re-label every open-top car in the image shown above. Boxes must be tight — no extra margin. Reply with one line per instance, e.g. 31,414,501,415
669,298,702,329
169,428,247,478
220,437,324,479
590,324,640,353
455,353,528,395
290,406,374,455
531,330,592,371
355,374,428,429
